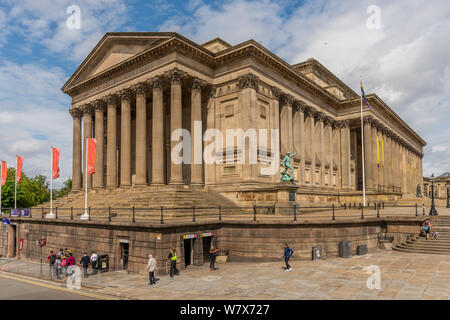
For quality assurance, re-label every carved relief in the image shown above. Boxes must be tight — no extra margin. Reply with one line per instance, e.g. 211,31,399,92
236,73,259,90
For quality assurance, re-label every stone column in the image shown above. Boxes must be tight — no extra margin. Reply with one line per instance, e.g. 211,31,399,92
151,77,165,185
340,120,351,189
381,129,387,191
69,108,82,190
134,82,148,186
191,78,204,185
82,104,94,189
105,94,119,188
387,132,393,190
325,117,333,187
363,116,373,191
167,68,185,185
94,100,105,188
294,102,306,185
280,94,294,155
316,112,325,186
119,88,132,186
305,107,316,185
271,87,282,184
371,120,379,190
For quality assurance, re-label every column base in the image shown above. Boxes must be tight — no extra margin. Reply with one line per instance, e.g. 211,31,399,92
169,180,184,185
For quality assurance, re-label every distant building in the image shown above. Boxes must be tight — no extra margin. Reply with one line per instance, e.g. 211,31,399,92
423,173,450,199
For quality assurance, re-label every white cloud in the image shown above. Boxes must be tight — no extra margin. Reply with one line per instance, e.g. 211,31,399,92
161,0,450,176
0,62,72,186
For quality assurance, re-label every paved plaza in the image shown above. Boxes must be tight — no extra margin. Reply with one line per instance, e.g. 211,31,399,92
2,248,450,300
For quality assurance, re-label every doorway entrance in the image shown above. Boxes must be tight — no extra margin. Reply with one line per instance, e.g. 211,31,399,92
120,242,129,270
184,238,195,267
202,236,212,263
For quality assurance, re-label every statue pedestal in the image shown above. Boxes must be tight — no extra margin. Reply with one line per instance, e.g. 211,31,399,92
275,183,299,215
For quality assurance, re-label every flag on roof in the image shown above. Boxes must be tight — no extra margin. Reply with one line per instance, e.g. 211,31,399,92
360,81,371,109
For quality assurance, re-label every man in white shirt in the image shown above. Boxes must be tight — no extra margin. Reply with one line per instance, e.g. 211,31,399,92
146,254,157,285
90,252,99,275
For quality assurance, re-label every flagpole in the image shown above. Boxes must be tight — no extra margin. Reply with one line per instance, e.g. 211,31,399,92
14,155,17,209
360,93,366,207
47,147,56,218
81,138,89,220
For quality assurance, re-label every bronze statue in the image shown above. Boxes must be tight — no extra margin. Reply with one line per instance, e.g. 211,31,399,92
281,152,296,183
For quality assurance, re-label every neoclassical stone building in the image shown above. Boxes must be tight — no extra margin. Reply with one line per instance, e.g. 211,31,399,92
62,32,426,206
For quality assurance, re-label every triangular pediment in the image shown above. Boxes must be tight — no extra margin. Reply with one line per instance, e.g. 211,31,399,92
63,32,176,92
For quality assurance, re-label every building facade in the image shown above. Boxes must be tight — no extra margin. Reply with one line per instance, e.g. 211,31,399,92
62,32,426,205
423,173,450,199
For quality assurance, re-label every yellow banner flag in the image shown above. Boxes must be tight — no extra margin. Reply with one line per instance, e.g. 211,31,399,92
376,135,380,165
381,137,385,166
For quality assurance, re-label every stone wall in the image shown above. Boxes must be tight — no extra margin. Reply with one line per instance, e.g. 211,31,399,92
0,216,422,275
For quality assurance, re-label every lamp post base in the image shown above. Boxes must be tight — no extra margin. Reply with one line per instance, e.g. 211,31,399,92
80,212,89,220
429,206,438,216
46,213,56,219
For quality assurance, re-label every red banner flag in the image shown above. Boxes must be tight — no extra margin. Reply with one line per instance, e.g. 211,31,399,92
1,161,6,186
52,148,60,180
88,138,96,175
16,156,24,183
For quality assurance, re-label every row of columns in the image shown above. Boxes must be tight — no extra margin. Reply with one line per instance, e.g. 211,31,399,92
363,115,423,194
69,68,209,190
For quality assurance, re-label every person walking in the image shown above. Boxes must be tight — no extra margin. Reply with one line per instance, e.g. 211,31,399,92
146,254,156,285
90,251,98,275
61,252,67,277
209,246,219,271
168,248,179,278
80,253,90,278
282,243,294,272
47,251,56,280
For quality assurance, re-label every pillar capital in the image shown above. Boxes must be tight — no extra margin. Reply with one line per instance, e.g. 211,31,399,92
103,93,120,107
150,76,163,91
270,86,282,99
304,106,316,118
314,111,325,122
118,88,134,102
132,82,148,96
324,116,333,127
191,77,206,90
281,94,294,108
294,100,307,112
81,104,94,115
69,108,83,118
93,99,106,112
363,115,373,125
236,73,259,90
165,67,186,85
207,85,217,98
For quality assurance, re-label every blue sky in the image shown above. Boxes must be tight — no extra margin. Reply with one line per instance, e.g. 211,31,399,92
0,0,449,186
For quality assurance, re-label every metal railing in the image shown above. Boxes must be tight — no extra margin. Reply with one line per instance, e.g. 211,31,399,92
0,202,428,224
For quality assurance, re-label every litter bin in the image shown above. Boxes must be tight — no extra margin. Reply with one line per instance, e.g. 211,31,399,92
312,246,322,261
339,241,352,258
357,245,368,255
97,254,109,272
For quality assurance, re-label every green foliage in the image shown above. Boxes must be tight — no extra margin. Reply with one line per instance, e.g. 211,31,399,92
0,168,72,208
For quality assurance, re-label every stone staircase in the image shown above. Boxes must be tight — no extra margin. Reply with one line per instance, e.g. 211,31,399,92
34,185,247,218
393,216,450,255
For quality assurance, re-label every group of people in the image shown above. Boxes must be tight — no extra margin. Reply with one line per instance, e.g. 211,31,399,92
47,249,99,280
145,245,221,286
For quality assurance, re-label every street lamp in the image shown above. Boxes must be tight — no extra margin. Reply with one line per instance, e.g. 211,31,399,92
446,181,450,208
429,174,438,216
